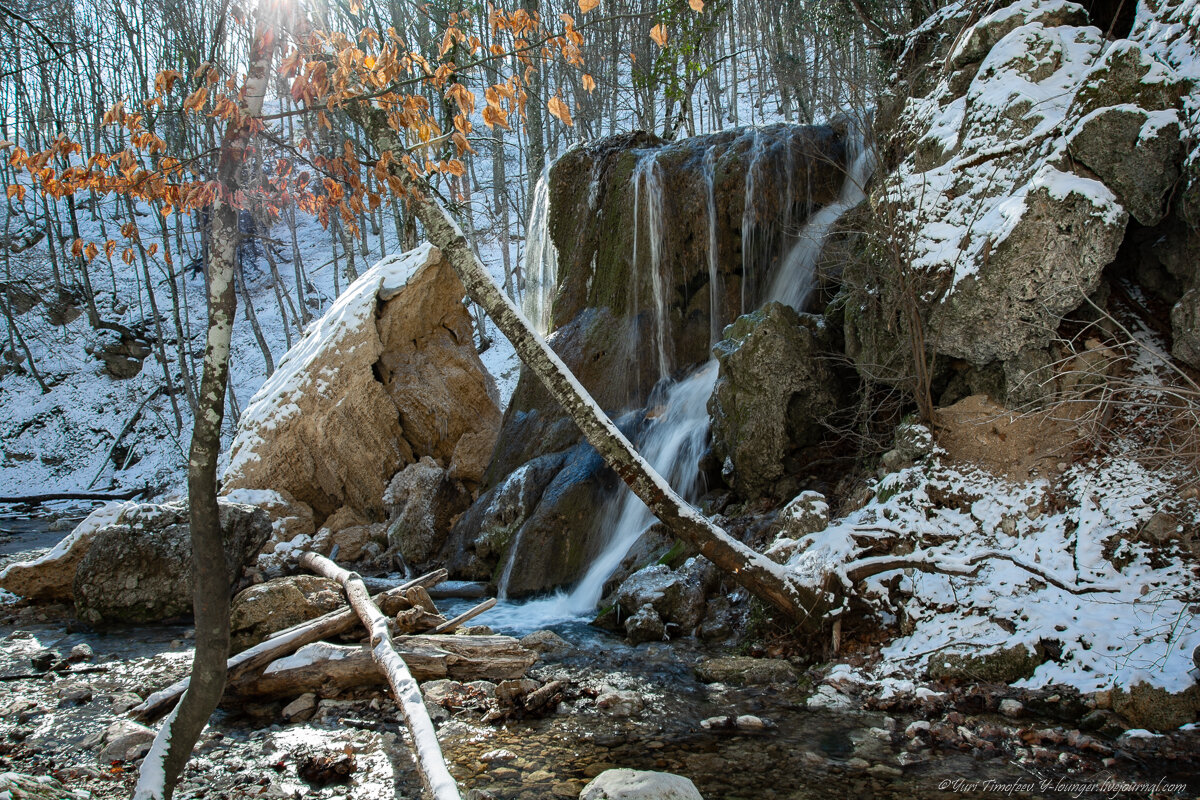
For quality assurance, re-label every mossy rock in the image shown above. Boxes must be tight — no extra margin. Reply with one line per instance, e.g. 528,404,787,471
1111,681,1200,731
695,656,799,686
927,643,1047,684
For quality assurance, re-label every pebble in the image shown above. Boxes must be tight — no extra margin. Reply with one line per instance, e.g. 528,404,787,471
480,749,517,763
998,699,1024,718
67,643,94,662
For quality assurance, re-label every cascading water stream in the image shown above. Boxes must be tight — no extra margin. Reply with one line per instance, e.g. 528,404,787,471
768,134,877,310
631,151,671,382
522,167,559,336
702,146,723,346
484,125,875,633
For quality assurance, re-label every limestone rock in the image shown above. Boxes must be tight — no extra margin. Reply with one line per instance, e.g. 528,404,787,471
776,491,830,539
97,719,156,763
615,559,712,636
1112,681,1200,731
927,643,1046,685
694,657,798,686
709,303,840,498
1067,106,1183,226
519,629,573,657
1171,288,1200,369
383,457,471,567
0,501,131,601
73,500,271,625
230,575,347,652
624,604,666,644
282,692,318,722
444,452,566,580
580,769,704,800
223,243,500,523
87,328,150,379
315,522,388,565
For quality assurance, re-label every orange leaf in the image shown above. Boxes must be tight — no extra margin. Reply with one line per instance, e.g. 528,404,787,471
71,238,84,257
582,74,596,93
183,87,208,112
578,0,599,12
650,24,668,47
547,95,573,127
689,0,704,10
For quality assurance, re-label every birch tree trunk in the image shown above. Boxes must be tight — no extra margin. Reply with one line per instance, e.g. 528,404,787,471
351,106,827,629
132,9,279,799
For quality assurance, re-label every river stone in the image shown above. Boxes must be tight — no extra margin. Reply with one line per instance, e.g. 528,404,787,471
580,769,704,800
615,559,711,636
926,643,1046,685
1111,681,1200,731
624,604,666,644
520,629,573,657
229,575,346,652
73,500,271,625
709,303,840,499
694,657,799,686
0,501,131,602
97,719,156,763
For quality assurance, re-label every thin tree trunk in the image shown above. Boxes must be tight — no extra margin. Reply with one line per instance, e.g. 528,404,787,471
132,9,278,799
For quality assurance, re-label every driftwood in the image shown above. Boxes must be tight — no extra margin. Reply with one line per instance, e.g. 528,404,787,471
300,551,462,800
132,569,448,722
227,635,537,700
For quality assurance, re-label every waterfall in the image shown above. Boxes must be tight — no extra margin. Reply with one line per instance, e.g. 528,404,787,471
702,146,723,346
487,124,877,631
769,130,876,309
522,168,558,336
739,130,766,316
560,360,719,614
631,150,671,381
560,125,877,617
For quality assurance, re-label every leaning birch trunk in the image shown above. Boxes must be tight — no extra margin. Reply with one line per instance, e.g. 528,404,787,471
132,569,448,723
300,551,462,800
350,106,826,630
134,12,279,800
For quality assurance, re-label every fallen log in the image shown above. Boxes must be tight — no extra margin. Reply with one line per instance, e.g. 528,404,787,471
132,568,447,722
226,635,537,700
0,487,150,505
300,551,462,800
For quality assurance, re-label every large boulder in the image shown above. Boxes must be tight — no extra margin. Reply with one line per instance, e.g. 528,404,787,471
222,244,499,524
847,0,1195,404
229,575,346,652
709,302,840,498
73,500,271,625
0,501,131,601
614,559,713,637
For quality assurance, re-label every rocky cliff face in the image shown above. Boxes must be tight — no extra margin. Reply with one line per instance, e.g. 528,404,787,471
844,0,1200,403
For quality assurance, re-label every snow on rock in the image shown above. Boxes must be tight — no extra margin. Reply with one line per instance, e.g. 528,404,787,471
0,500,132,601
852,0,1194,401
222,243,500,525
788,451,1200,708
